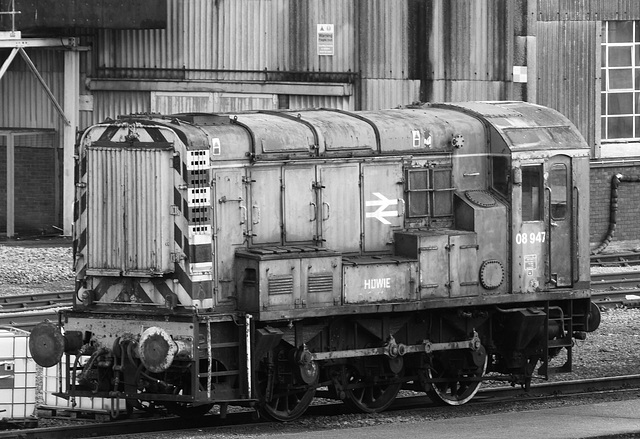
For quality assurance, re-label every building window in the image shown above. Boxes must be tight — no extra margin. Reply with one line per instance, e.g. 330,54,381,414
404,168,453,218
601,21,640,141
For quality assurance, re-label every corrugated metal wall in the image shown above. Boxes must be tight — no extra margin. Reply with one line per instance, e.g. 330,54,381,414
422,0,513,103
536,20,600,150
0,50,65,132
538,0,640,21
96,0,358,78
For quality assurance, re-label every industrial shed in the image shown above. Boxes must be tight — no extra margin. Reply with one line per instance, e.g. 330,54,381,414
0,0,639,250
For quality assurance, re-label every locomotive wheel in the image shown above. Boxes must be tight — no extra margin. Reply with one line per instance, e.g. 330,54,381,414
255,342,316,422
342,367,402,414
426,347,488,406
164,359,225,418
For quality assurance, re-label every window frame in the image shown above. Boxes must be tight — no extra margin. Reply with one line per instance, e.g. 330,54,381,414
404,167,454,219
601,21,640,142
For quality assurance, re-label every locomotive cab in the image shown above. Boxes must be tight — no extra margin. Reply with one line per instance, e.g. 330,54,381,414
464,101,592,294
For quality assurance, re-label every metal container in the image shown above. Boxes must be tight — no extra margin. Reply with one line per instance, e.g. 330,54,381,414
0,327,36,420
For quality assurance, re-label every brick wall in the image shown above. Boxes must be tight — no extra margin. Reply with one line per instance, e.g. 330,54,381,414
0,146,62,235
590,163,640,247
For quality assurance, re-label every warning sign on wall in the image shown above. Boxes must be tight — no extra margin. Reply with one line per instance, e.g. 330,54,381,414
317,24,334,56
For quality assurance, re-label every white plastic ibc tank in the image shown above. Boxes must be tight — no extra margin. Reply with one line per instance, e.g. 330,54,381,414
43,355,126,412
0,327,36,420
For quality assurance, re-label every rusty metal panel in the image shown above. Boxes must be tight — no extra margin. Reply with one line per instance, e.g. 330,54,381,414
85,143,174,275
294,111,376,152
342,258,417,304
536,20,599,151
233,113,316,155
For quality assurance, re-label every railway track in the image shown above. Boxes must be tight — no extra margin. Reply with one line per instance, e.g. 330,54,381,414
591,251,640,268
0,291,72,330
2,375,640,439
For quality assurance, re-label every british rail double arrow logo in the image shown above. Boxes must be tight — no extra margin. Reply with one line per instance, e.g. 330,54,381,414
365,192,398,225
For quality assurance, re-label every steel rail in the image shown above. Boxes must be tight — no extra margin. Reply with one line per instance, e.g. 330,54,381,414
591,252,640,267
3,375,640,439
0,291,73,311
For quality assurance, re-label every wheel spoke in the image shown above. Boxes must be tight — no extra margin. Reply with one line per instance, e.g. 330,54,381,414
427,347,487,406
342,367,401,414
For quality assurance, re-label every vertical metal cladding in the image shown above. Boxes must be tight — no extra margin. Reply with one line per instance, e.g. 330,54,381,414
0,49,64,130
537,1,640,21
94,0,358,78
536,20,599,150
90,91,150,125
288,94,354,111
288,0,357,74
427,0,511,82
359,0,411,80
360,79,421,111
86,144,174,275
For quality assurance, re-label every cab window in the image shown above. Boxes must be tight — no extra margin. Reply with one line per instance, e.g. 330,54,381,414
549,164,568,220
522,165,543,221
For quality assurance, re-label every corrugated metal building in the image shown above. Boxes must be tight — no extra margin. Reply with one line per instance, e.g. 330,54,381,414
1,0,640,247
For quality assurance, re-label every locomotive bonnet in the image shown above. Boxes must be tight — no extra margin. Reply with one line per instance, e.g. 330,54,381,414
30,101,599,419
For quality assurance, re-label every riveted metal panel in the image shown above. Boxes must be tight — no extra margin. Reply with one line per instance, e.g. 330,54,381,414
536,20,599,151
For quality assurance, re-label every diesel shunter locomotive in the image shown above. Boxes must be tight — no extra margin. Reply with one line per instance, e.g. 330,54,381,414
30,101,600,420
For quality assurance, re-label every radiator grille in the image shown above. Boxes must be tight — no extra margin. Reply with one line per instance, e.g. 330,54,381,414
308,273,333,294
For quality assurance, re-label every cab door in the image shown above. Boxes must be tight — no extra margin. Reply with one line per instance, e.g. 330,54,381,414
512,162,547,293
546,155,573,287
